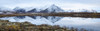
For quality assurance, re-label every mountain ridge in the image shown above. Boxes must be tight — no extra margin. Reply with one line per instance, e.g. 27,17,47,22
0,4,98,13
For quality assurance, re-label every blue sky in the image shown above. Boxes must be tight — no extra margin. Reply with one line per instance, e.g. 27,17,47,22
0,0,100,10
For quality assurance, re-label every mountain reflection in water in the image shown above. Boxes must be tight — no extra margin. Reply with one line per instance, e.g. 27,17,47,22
0,16,100,31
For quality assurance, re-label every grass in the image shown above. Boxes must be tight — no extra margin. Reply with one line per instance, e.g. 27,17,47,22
0,20,88,31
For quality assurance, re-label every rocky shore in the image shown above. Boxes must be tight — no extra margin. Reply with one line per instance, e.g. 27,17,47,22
0,20,87,31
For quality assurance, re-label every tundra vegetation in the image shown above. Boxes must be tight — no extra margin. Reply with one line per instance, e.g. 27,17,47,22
0,20,87,31
0,12,100,18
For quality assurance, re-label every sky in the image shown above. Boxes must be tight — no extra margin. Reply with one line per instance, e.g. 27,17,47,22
0,0,100,10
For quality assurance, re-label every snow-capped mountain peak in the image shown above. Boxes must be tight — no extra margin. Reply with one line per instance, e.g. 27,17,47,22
13,7,23,10
40,4,64,13
13,7,26,13
49,4,59,9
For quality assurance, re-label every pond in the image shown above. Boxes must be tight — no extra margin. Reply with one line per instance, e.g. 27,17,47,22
0,16,100,31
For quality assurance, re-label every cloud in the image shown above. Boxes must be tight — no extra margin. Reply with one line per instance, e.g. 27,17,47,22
0,0,100,10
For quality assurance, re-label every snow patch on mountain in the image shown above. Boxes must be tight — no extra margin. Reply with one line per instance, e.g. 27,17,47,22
65,9,97,12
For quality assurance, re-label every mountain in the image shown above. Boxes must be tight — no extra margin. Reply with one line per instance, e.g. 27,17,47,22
27,8,38,13
0,4,98,13
66,9,97,12
25,4,64,13
39,9,48,13
39,4,64,13
13,7,26,13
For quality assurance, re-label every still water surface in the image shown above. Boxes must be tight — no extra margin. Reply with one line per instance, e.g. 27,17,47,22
0,16,100,31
